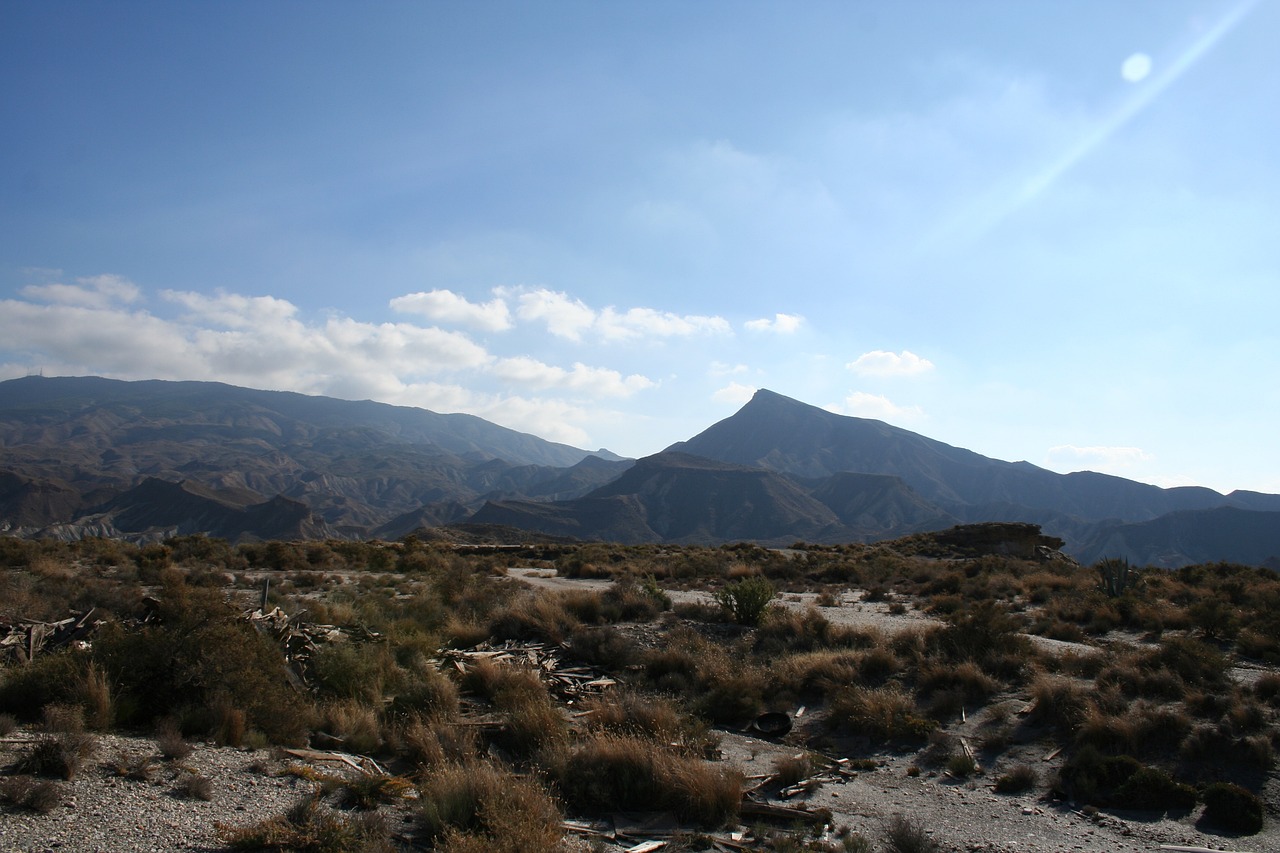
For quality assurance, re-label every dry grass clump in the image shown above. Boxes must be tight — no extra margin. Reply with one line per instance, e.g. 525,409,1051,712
1026,675,1090,733
220,794,395,853
771,649,863,698
916,660,999,707
156,719,194,760
638,629,770,724
337,773,415,811
0,775,63,813
552,733,742,827
883,814,939,853
314,700,383,756
460,658,568,760
14,730,97,780
826,685,935,744
579,692,716,756
393,713,477,771
108,750,160,782
993,763,1038,794
417,760,562,852
565,625,641,670
172,771,215,801
487,590,582,643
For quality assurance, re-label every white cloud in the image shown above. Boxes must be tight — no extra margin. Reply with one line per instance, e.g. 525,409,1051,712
744,313,804,334
712,382,756,405
831,391,924,422
596,306,729,342
162,289,297,330
847,350,935,377
0,279,671,451
512,287,729,342
1045,444,1153,471
21,274,142,309
514,288,597,341
709,361,749,376
491,356,654,397
389,289,512,332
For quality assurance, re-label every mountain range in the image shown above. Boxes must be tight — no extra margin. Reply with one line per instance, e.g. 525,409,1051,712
1,376,1277,568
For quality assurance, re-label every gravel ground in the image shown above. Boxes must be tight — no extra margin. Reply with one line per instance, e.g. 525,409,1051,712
0,731,415,853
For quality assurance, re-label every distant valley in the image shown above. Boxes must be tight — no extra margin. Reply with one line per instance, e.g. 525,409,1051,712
1,375,1277,568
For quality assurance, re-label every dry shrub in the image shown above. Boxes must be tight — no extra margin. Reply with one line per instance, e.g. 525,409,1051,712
487,591,580,643
883,814,939,853
772,650,862,698
316,700,383,756
418,761,562,852
553,733,741,827
579,692,716,756
389,666,460,721
15,731,97,780
0,713,17,736
396,713,476,770
338,774,415,811
460,659,567,760
173,772,215,801
156,719,194,760
1027,675,1089,732
0,775,63,813
220,794,395,852
994,764,1038,794
93,583,311,745
826,686,935,744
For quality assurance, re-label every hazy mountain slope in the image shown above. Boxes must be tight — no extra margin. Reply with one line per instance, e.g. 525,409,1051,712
0,375,621,537
809,472,957,537
0,375,608,469
1074,507,1280,569
469,452,856,545
670,389,1229,524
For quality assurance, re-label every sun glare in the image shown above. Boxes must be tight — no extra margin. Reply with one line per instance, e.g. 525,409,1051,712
1120,52,1153,83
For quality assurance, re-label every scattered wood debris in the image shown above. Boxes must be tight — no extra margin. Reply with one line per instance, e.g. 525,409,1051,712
0,609,101,664
242,605,378,689
441,639,618,698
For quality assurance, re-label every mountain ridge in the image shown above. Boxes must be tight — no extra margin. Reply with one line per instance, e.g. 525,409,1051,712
1,377,1276,567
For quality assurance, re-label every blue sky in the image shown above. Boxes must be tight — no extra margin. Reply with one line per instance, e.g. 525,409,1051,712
2,1,1277,494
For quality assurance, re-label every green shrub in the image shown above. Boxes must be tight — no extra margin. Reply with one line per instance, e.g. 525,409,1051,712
1055,746,1193,811
714,576,775,626
92,583,311,745
1201,782,1264,834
